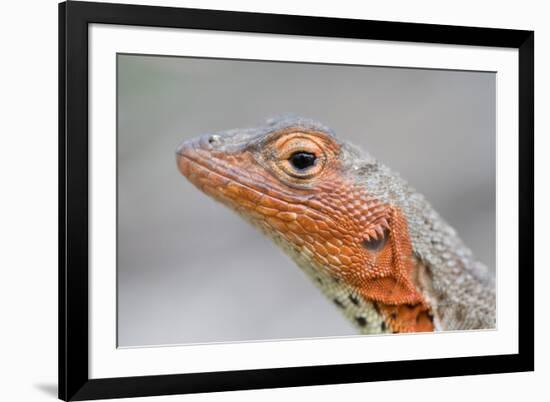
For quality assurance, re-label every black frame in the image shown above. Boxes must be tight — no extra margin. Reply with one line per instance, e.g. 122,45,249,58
59,1,534,400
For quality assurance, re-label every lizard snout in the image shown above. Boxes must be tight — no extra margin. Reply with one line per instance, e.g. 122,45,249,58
175,133,224,180
176,133,215,155
176,136,202,179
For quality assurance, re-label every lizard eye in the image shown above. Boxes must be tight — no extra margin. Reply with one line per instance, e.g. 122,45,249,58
289,151,317,171
270,133,328,181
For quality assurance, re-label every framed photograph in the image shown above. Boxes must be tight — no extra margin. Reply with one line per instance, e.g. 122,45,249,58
59,1,534,400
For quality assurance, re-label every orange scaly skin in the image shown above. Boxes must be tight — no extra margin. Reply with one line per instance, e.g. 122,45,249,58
177,125,433,333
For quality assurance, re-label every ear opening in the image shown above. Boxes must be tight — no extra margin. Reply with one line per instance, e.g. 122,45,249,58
358,206,434,332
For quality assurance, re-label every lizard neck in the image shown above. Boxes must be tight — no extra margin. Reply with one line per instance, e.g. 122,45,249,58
277,231,391,334
269,212,433,334
345,155,496,330
301,177,435,333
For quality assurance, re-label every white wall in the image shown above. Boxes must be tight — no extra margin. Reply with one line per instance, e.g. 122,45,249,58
0,0,546,401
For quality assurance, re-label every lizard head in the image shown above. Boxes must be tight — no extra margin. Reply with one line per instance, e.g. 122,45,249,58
176,117,433,332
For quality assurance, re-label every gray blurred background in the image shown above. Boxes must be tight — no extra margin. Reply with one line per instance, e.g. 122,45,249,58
117,54,495,347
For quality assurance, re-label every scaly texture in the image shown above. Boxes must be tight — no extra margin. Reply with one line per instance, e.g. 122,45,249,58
176,117,495,333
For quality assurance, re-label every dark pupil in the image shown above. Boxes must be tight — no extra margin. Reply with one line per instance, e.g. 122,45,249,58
289,152,316,170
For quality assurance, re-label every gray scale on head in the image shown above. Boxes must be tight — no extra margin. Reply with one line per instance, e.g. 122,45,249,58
195,116,337,155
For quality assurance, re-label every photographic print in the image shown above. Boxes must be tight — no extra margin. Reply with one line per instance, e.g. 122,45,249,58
117,55,496,346
59,2,533,399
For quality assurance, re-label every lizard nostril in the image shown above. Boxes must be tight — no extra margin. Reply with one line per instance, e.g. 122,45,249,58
208,134,221,146
199,133,222,149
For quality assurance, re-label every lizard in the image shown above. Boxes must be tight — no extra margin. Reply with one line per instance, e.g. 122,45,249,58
175,117,496,334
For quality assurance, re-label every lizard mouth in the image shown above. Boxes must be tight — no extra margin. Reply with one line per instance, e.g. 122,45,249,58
176,151,259,204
